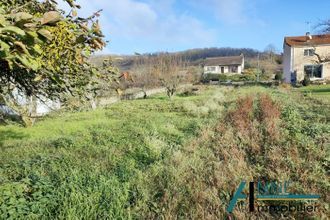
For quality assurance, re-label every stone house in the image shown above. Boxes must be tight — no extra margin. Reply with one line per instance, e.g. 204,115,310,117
283,33,330,83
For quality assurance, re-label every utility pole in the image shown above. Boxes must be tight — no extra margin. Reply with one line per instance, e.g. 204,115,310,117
257,53,260,82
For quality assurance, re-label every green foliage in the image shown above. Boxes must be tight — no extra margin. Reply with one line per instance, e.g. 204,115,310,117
202,73,219,82
218,74,227,81
281,105,304,138
203,73,256,82
298,84,330,103
274,71,283,81
302,74,311,86
0,13,43,71
0,0,117,126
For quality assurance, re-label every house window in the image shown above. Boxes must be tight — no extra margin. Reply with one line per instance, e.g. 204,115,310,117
231,66,238,73
304,65,322,78
206,66,216,71
304,49,315,56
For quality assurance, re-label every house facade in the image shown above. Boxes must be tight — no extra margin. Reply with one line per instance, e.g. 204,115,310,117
203,54,244,74
283,33,330,83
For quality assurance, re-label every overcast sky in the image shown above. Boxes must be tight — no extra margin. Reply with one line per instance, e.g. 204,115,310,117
57,0,330,55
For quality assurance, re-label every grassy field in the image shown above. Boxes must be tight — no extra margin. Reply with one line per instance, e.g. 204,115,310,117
0,85,329,219
296,84,330,103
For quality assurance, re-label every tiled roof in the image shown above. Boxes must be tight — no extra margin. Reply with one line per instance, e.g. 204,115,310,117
284,34,330,47
204,55,243,66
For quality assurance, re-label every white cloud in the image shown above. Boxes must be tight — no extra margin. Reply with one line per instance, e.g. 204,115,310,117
214,0,248,24
188,0,265,26
156,14,216,44
105,0,158,36
56,0,217,54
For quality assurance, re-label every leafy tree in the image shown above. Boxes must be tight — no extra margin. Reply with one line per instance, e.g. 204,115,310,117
0,0,117,126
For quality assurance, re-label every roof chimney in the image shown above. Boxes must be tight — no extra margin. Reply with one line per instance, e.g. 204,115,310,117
306,32,312,41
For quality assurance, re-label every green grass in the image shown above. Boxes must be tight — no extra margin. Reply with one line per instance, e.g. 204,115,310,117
0,85,329,219
296,84,330,102
0,86,227,219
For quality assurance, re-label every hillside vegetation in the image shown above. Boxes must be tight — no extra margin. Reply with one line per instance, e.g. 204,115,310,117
90,47,260,67
0,85,329,219
91,47,281,73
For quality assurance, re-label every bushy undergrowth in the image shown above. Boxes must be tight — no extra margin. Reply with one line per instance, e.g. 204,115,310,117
203,73,256,82
0,86,329,219
144,91,329,219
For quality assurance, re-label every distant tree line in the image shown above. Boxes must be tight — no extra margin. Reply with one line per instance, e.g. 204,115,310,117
91,47,262,71
144,47,260,62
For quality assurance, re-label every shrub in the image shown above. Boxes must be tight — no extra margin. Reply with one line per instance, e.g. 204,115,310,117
243,68,257,75
281,105,304,138
218,74,227,82
202,73,221,82
274,72,283,81
302,74,311,86
202,73,256,83
227,74,256,82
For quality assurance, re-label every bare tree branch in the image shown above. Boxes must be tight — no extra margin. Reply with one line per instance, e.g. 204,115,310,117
317,19,330,33
314,52,330,63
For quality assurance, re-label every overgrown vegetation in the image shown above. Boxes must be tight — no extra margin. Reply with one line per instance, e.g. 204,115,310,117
0,86,329,219
202,73,257,82
119,53,198,99
302,74,311,86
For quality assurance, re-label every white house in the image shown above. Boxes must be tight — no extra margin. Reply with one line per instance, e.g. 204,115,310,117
203,54,245,74
283,33,330,83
